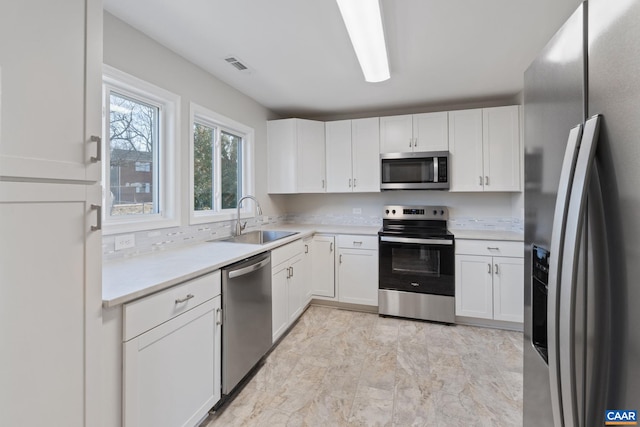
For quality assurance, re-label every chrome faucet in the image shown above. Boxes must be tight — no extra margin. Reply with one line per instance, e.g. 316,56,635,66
236,195,263,236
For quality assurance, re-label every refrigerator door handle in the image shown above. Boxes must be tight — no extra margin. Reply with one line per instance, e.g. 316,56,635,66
547,123,583,427
559,115,601,427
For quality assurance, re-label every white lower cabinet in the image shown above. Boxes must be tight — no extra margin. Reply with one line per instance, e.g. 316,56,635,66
0,182,101,426
337,235,378,306
455,240,524,324
301,236,314,304
311,235,336,298
271,240,305,343
122,271,221,427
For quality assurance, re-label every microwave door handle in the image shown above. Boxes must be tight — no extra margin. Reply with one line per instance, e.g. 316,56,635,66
433,157,438,183
547,124,583,427
558,115,601,427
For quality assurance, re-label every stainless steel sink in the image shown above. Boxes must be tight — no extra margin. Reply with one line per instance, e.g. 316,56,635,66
221,230,299,245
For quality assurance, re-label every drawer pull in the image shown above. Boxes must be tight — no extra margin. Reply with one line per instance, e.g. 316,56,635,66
175,294,194,304
353,241,363,246
487,247,500,251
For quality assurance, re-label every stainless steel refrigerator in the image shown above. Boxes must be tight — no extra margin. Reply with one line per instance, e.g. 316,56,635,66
523,1,640,426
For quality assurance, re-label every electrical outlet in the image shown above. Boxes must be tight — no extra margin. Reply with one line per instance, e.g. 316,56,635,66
352,208,362,215
115,234,135,251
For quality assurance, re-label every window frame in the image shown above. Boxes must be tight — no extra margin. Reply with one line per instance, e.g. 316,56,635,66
102,65,181,235
189,102,255,224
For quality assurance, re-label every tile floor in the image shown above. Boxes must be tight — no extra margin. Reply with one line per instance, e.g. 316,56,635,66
203,305,523,427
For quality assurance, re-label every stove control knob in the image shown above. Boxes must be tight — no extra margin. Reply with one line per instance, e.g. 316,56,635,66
433,210,437,215
392,209,396,214
385,209,389,214
440,210,445,215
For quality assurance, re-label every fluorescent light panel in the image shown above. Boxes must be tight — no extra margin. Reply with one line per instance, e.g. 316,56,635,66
336,0,390,82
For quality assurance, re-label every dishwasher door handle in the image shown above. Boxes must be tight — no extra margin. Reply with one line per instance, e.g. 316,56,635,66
228,257,271,279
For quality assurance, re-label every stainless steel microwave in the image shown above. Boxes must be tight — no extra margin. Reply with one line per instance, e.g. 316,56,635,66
380,151,449,190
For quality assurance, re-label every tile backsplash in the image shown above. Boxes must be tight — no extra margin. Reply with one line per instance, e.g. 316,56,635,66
102,215,285,261
103,213,523,260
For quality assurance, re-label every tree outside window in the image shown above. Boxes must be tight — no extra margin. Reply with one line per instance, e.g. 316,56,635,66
109,92,159,215
193,121,243,212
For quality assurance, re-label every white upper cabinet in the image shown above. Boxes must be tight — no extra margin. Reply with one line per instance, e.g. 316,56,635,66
0,0,102,182
449,106,521,192
412,112,449,152
379,115,414,153
325,117,380,193
325,120,353,192
449,109,484,191
482,106,521,192
380,112,448,153
268,118,326,193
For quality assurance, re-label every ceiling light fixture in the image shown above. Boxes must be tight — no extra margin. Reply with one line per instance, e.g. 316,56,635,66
336,0,390,83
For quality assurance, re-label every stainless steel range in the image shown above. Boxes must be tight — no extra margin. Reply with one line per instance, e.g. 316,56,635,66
378,205,455,323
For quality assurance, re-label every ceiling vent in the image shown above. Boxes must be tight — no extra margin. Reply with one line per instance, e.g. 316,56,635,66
224,56,249,71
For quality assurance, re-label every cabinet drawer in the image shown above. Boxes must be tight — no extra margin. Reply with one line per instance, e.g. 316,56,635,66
123,270,221,341
455,239,523,258
271,239,304,268
337,234,378,250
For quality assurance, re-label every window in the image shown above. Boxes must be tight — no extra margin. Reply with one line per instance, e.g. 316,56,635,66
190,103,254,223
102,66,180,234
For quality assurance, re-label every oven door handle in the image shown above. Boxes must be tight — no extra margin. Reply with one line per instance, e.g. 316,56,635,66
379,236,453,246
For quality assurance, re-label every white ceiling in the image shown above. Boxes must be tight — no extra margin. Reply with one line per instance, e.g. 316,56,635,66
103,0,581,117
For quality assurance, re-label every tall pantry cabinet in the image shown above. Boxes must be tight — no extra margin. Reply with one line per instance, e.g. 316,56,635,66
0,1,103,426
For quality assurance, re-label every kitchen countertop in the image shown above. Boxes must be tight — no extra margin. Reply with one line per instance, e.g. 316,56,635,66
102,224,380,308
449,229,524,241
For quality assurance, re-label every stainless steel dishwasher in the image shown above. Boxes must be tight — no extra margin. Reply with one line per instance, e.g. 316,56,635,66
221,251,272,395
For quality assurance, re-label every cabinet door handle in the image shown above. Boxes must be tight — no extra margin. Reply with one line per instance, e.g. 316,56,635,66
488,263,491,274
485,176,489,185
175,294,194,304
305,244,309,254
90,204,102,231
349,178,352,187
409,138,412,148
414,138,418,147
216,308,223,325
290,266,294,277
339,254,343,264
353,178,357,188
322,179,325,189
494,264,499,275
479,176,483,186
330,242,333,252
90,135,101,163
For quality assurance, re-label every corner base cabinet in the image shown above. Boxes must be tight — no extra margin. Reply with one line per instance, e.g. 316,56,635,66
311,235,336,298
122,271,222,427
455,239,524,324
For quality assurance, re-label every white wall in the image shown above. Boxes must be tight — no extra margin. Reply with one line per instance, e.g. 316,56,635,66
103,12,283,221
280,191,517,220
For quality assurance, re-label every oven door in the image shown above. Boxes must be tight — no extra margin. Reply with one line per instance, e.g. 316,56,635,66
378,235,454,296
